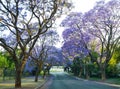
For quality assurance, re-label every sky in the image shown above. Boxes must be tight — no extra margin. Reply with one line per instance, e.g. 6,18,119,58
71,0,111,13
55,0,110,48
72,0,99,13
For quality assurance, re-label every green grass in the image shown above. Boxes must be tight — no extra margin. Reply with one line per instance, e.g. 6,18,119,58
0,76,45,89
89,77,101,81
0,76,15,83
89,77,120,85
105,78,120,85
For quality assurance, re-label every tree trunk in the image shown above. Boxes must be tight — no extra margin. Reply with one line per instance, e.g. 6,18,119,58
15,67,22,88
86,65,90,79
35,61,43,82
79,68,82,77
35,67,40,82
101,66,106,81
86,72,90,79
14,57,27,88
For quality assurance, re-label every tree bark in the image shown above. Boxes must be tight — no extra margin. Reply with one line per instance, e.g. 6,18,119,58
15,67,22,88
101,66,106,81
79,68,82,77
35,67,40,82
14,57,27,88
86,65,90,79
35,61,43,82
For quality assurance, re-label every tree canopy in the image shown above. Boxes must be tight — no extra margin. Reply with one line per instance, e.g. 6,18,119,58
0,0,72,88
61,0,120,80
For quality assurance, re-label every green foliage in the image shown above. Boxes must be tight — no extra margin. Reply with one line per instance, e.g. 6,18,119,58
86,63,95,73
105,46,120,77
90,62,100,77
112,46,120,63
106,64,118,77
0,52,14,69
91,51,99,62
0,52,8,68
71,57,83,76
117,63,120,74
106,58,119,77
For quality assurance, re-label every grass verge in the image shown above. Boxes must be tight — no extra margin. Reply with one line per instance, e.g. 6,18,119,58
0,76,45,89
90,77,120,85
67,72,120,85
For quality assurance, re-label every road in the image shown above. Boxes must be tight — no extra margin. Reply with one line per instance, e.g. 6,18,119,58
45,72,120,89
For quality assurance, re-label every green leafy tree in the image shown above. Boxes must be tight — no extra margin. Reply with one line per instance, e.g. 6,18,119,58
0,52,15,80
71,57,83,76
112,46,120,63
0,52,8,68
106,46,120,77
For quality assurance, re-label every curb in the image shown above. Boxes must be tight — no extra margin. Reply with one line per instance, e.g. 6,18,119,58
34,75,52,89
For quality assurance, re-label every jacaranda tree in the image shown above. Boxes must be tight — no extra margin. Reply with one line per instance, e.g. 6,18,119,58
83,0,120,80
30,30,59,82
0,0,72,88
61,0,120,80
61,12,96,78
61,12,91,59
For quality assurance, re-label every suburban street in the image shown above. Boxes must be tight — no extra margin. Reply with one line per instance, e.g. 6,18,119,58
44,72,120,89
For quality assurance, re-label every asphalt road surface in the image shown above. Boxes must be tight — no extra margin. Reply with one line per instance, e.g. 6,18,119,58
46,72,120,89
